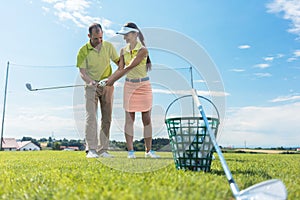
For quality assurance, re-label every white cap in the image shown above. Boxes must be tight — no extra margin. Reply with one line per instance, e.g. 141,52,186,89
116,27,139,35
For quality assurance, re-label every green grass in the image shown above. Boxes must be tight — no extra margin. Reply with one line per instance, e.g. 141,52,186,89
0,151,299,200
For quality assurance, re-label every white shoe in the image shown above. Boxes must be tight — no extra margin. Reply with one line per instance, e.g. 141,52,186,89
86,149,99,158
127,150,136,159
145,150,160,158
99,152,114,158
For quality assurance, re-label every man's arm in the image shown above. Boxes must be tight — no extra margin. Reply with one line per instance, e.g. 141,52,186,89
106,49,126,86
77,45,97,86
79,68,97,86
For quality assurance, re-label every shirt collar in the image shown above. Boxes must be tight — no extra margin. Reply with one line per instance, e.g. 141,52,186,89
87,41,103,50
87,41,94,50
125,41,142,52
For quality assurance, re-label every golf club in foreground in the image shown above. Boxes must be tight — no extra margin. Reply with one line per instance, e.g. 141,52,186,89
191,89,287,200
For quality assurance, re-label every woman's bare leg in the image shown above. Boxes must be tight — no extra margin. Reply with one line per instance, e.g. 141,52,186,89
142,110,152,152
124,111,135,151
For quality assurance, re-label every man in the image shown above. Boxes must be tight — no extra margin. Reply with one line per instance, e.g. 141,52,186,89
76,23,119,158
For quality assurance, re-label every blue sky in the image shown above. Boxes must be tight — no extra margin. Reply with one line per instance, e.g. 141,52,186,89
1,0,300,148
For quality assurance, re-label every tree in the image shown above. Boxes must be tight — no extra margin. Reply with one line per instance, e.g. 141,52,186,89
21,136,32,141
53,142,61,150
39,138,48,142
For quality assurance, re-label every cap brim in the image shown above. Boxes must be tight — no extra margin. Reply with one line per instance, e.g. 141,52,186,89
116,27,139,35
116,31,127,35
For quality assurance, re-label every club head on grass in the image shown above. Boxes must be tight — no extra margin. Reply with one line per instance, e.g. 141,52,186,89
237,179,287,200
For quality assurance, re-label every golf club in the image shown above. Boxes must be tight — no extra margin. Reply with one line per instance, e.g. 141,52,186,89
25,79,108,91
25,83,85,91
191,89,287,200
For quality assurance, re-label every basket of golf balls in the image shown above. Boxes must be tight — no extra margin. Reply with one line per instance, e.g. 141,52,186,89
165,95,220,172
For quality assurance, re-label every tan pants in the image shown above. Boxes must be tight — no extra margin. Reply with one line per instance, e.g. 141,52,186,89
84,85,114,154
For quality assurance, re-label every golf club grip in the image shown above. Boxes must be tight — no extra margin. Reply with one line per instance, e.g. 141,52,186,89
191,89,201,108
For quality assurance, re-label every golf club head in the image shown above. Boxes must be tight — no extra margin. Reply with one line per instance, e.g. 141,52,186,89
25,83,33,91
237,179,287,200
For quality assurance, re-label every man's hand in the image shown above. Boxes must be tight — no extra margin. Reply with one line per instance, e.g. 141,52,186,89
89,80,97,86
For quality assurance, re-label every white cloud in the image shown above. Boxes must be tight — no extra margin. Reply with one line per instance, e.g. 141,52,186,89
263,57,274,61
6,112,78,139
254,72,272,78
238,45,251,49
42,0,114,35
293,49,300,57
276,53,285,58
219,102,300,147
287,49,300,62
267,0,300,36
254,63,270,69
43,0,59,3
42,6,50,14
229,68,245,72
270,94,300,102
287,57,297,62
262,54,284,62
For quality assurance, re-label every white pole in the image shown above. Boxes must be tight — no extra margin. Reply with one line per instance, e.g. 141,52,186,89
1,62,10,151
190,66,195,117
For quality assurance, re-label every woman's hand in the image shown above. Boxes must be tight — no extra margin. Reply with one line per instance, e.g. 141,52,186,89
105,77,114,86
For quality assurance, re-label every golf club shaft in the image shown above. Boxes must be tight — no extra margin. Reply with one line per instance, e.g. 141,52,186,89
191,89,240,197
30,84,85,91
26,79,108,91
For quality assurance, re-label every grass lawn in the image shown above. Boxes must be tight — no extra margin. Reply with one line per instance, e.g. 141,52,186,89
0,151,299,200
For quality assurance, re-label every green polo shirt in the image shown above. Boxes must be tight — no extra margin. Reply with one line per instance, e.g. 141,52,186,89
76,41,119,81
123,41,147,79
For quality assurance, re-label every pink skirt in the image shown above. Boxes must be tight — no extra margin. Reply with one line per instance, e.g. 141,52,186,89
123,80,152,112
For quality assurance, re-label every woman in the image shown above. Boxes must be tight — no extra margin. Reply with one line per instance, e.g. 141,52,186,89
106,22,159,159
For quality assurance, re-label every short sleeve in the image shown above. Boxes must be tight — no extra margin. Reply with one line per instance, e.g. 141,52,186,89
76,45,88,68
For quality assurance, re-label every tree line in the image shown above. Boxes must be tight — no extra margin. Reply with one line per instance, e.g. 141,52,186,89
20,136,171,151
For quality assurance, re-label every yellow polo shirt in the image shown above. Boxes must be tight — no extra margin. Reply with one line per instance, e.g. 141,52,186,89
76,41,119,81
123,42,148,79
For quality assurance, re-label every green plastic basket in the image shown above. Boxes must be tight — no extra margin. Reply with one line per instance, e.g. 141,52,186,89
165,95,220,172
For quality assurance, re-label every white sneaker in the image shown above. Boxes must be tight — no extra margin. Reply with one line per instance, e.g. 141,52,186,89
99,152,114,158
127,150,136,159
145,150,160,158
86,149,99,158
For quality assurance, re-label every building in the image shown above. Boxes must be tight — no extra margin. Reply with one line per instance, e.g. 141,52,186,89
17,141,40,151
2,138,18,151
60,146,79,151
1,138,40,151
